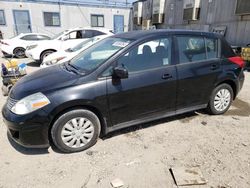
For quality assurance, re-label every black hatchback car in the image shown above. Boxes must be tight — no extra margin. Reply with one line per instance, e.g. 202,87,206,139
2,30,245,153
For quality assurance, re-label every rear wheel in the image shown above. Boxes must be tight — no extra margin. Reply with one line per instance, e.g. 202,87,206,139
40,50,55,62
207,83,233,115
51,109,101,153
13,47,26,58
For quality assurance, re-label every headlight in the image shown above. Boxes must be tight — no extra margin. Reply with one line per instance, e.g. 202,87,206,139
26,44,37,50
11,92,50,115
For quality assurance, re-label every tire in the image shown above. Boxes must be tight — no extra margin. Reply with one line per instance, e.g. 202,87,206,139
51,109,101,153
207,83,233,115
40,50,55,62
13,47,26,58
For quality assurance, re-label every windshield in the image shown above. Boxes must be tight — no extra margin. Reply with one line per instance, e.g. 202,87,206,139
51,31,66,40
70,38,94,52
70,37,132,73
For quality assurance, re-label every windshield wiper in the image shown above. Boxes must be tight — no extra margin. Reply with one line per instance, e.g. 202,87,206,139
63,62,89,75
63,62,81,74
68,62,79,70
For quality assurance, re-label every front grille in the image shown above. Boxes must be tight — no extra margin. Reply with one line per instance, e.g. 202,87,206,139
7,97,18,110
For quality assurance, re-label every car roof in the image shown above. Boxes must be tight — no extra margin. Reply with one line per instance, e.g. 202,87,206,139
66,27,112,33
19,33,50,37
112,29,222,40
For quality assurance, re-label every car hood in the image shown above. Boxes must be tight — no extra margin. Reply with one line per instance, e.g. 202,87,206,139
9,65,80,100
43,50,69,63
57,52,78,64
28,39,60,49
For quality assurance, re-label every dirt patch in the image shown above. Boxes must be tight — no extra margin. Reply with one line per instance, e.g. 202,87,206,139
225,98,250,117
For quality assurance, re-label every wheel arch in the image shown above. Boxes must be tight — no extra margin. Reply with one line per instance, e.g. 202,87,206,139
48,104,107,142
13,46,26,55
216,79,237,99
40,49,57,60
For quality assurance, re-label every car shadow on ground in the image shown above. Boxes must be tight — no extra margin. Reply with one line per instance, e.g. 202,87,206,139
26,60,40,67
225,98,250,117
103,98,250,140
7,133,49,155
103,111,199,140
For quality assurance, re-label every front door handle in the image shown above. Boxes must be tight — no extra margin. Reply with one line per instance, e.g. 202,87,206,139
162,73,172,79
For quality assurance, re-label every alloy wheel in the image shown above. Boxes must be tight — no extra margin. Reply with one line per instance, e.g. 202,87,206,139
214,88,231,112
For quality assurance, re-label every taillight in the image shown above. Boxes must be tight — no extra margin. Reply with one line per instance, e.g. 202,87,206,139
228,56,245,68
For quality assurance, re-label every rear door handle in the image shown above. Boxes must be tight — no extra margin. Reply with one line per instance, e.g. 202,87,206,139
211,64,219,70
162,73,172,79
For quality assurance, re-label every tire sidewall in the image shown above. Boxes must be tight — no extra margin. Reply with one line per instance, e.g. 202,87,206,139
51,109,101,153
14,47,25,58
41,50,54,62
209,84,233,115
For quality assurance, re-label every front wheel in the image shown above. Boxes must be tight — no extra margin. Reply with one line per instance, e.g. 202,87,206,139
51,109,101,153
40,50,55,62
207,83,233,115
13,47,26,58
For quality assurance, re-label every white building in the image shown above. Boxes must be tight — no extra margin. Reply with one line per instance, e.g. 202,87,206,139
0,0,132,39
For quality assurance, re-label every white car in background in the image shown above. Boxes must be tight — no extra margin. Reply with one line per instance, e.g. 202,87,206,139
25,27,113,62
0,33,51,58
40,34,111,68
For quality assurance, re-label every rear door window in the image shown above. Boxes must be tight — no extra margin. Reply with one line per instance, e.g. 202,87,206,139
176,35,219,64
177,36,206,63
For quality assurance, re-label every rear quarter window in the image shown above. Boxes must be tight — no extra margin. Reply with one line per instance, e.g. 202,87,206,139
206,38,218,59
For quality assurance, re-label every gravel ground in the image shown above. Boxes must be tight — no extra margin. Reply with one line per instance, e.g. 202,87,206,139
0,56,249,188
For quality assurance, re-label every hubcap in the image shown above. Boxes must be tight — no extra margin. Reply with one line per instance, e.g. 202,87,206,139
16,49,24,57
61,117,94,148
214,88,231,112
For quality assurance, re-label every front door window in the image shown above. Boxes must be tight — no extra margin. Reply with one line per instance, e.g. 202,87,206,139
117,37,172,73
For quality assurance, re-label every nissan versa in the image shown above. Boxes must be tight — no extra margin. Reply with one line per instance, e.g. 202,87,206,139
2,30,245,153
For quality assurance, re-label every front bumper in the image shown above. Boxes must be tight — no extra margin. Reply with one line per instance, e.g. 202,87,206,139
2,104,50,148
1,45,14,55
25,49,40,61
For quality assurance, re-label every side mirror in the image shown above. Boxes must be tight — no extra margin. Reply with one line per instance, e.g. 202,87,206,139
112,66,128,79
61,35,68,41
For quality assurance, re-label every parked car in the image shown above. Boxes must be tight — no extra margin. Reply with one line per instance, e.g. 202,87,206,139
40,34,112,68
0,33,51,58
25,27,113,62
2,30,245,153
